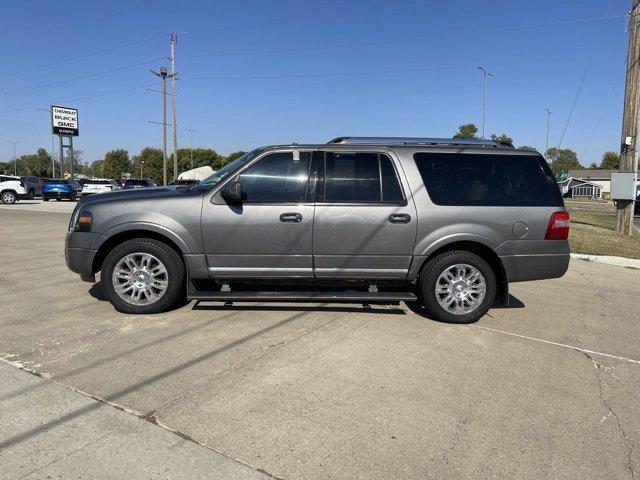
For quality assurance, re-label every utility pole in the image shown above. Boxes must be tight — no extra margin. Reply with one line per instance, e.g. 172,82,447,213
185,128,196,170
477,66,493,139
8,141,20,176
616,1,640,235
545,108,552,160
170,33,178,181
151,66,170,185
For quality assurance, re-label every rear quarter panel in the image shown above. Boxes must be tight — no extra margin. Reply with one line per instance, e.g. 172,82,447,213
394,147,568,281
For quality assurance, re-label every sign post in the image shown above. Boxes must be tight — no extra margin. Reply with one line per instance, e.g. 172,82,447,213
51,105,79,180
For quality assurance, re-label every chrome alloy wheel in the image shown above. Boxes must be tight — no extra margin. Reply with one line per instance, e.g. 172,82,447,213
435,263,486,315
112,253,168,306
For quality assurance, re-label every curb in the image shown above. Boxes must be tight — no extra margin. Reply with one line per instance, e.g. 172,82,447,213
570,253,640,269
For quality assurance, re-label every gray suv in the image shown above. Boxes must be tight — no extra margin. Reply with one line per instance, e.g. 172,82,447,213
65,137,569,323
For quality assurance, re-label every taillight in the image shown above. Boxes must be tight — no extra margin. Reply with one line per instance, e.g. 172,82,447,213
545,211,570,240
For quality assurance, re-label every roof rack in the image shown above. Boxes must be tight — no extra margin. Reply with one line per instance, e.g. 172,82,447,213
327,136,514,148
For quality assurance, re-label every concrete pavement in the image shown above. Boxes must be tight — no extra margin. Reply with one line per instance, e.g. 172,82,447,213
1,203,639,479
0,362,272,479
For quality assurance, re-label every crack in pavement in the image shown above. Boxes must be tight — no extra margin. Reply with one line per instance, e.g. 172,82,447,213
576,332,637,480
16,432,112,479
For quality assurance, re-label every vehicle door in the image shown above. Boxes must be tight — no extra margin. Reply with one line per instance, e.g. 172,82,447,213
202,149,315,278
312,149,417,279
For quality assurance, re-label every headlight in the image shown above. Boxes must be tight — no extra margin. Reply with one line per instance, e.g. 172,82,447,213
70,209,93,232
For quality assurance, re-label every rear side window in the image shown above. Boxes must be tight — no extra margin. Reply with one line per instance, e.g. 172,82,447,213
323,152,404,203
413,153,562,206
239,151,312,202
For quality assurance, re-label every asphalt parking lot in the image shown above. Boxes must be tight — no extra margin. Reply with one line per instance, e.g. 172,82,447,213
1,200,639,479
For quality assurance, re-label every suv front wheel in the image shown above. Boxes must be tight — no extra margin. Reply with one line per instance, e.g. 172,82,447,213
1,191,17,204
101,238,185,314
418,250,496,324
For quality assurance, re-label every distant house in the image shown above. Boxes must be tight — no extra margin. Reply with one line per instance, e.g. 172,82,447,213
557,177,603,198
567,170,617,194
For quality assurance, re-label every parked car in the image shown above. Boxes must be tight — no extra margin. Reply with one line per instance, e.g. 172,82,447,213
123,178,157,189
82,179,121,196
42,179,82,201
21,175,43,199
0,175,28,204
65,137,570,322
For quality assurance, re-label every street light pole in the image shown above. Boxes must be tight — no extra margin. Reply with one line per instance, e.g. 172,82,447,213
185,128,196,170
8,141,20,176
477,66,493,139
141,160,145,178
545,108,552,159
151,67,170,185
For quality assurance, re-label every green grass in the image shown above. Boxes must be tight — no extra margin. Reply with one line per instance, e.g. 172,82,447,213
569,212,640,259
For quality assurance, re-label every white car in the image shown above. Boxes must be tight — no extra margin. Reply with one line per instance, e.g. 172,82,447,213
81,179,121,196
0,175,28,204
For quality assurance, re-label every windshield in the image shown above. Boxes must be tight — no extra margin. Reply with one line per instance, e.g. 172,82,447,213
86,180,112,185
196,150,258,189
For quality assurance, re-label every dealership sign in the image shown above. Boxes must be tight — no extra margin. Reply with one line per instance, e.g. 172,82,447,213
51,105,79,136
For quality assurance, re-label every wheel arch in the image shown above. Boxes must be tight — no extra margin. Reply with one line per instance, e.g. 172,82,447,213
92,229,185,274
414,240,509,307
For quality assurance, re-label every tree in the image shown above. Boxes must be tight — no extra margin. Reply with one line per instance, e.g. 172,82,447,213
225,151,246,163
490,133,513,144
131,148,164,184
600,151,620,170
169,148,225,181
18,148,53,176
518,145,538,152
453,124,478,139
546,148,581,175
101,149,131,180
589,162,598,169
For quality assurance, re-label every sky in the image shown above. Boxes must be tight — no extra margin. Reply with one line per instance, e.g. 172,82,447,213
0,0,630,166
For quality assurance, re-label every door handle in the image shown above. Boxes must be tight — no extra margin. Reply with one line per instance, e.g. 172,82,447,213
388,213,411,224
280,212,303,223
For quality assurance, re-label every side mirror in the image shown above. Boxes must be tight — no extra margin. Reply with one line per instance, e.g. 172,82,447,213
221,181,243,203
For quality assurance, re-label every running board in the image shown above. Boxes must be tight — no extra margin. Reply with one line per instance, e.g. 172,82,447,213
188,290,417,304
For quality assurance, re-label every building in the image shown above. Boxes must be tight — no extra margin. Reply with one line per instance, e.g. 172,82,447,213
557,177,603,198
567,169,616,194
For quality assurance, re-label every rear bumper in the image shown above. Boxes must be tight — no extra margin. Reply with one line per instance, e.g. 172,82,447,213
496,240,570,282
43,191,76,199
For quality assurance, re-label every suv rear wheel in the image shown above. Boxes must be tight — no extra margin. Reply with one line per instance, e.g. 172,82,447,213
1,191,17,204
101,238,185,314
418,250,496,324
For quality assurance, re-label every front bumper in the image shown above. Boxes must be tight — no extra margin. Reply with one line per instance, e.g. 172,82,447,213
65,231,107,279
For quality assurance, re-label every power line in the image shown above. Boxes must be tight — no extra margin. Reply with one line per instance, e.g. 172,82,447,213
3,58,164,95
8,83,158,113
6,34,166,76
185,14,627,59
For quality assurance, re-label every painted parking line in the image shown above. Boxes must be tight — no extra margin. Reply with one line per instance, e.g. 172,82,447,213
470,324,640,365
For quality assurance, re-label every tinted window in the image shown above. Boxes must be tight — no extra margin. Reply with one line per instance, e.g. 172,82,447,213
323,152,403,203
239,151,311,202
46,180,68,184
413,153,562,206
86,180,112,185
380,155,403,202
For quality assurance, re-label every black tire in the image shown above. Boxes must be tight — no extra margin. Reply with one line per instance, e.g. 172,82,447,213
28,189,35,200
43,198,49,201
70,193,77,202
1,191,17,204
417,250,496,324
56,197,61,202
101,238,185,314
